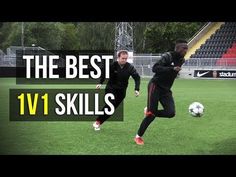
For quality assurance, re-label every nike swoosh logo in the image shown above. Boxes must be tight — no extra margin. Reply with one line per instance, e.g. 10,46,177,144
197,71,210,77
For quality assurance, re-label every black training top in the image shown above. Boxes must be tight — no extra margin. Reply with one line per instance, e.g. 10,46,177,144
100,61,140,91
151,51,185,91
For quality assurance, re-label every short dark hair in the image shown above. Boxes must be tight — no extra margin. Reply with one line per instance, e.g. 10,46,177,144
117,50,128,57
175,39,188,45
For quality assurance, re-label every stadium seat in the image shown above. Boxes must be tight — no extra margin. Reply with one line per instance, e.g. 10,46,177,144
188,22,236,66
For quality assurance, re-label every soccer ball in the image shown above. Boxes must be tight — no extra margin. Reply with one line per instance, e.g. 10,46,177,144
188,102,204,117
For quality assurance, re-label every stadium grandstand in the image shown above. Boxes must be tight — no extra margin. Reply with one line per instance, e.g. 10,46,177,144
181,22,236,79
184,22,236,68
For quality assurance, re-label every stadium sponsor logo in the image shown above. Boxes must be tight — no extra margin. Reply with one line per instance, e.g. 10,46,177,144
196,71,210,77
194,70,236,78
219,72,236,77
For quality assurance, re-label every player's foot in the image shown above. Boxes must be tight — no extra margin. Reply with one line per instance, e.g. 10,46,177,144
144,107,147,116
93,121,101,131
134,137,144,145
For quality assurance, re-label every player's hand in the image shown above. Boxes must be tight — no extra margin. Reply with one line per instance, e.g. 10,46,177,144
135,90,140,97
96,84,102,89
174,66,182,72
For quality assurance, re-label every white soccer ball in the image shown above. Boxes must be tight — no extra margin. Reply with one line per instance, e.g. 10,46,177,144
188,102,204,117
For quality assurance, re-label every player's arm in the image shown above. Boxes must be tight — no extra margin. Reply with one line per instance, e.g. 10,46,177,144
99,64,106,85
173,58,185,72
130,65,140,96
152,53,175,73
96,67,105,89
96,62,113,89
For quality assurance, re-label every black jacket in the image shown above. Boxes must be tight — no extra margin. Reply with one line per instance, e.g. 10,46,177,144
100,61,140,91
151,51,185,91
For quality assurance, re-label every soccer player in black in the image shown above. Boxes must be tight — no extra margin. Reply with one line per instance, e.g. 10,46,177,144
93,50,140,130
134,39,188,145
